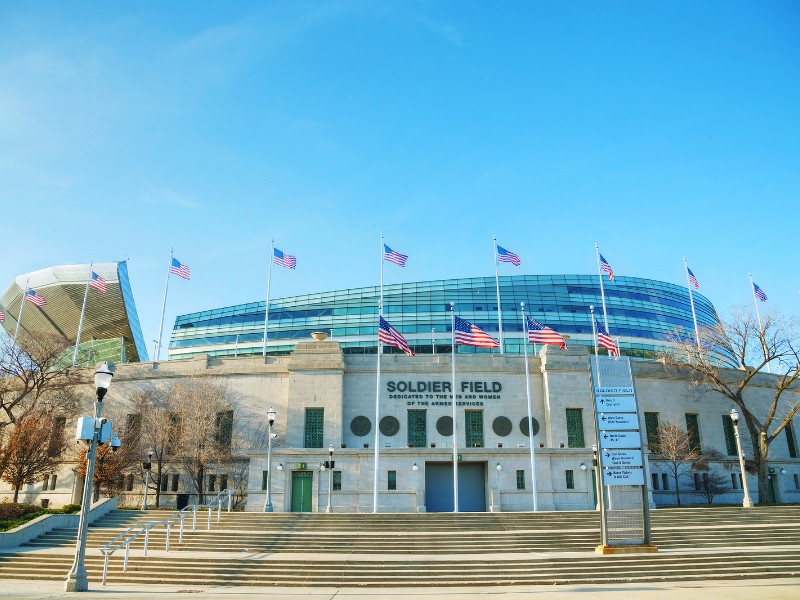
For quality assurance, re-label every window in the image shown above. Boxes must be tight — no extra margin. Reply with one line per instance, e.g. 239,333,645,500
126,474,135,492
565,470,574,489
465,410,484,448
794,474,799,490
42,474,50,490
662,473,669,490
722,415,737,456
208,475,217,492
49,475,57,490
516,470,525,490
407,410,427,448
161,475,168,492
565,409,585,448
171,474,179,492
215,410,233,452
786,422,797,459
693,473,702,489
48,416,67,456
304,408,324,448
262,471,268,491
731,473,738,489
645,413,660,453
388,470,397,491
333,471,342,491
651,473,660,490
685,413,701,452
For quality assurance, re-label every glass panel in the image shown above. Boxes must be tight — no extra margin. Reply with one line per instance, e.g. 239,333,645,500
722,415,737,456
407,410,427,448
465,410,484,448
685,413,701,452
645,413,660,453
565,408,584,448
516,470,525,490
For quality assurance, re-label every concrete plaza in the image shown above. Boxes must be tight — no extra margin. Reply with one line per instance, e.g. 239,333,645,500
1,579,799,600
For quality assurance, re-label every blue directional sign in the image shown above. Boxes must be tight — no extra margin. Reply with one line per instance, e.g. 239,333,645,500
595,396,637,412
601,449,643,468
598,413,639,430
599,430,641,449
603,468,645,486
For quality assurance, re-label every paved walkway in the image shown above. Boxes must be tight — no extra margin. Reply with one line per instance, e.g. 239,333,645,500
1,579,799,600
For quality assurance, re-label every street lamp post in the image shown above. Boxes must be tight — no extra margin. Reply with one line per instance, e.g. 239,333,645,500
264,407,276,512
730,408,754,508
65,362,115,592
142,447,154,510
326,444,334,513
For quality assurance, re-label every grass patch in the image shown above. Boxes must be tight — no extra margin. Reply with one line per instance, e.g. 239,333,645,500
0,503,80,532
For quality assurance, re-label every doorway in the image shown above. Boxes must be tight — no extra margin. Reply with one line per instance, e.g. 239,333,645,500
291,471,313,512
425,462,486,512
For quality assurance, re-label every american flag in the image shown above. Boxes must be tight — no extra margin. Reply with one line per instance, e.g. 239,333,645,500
454,315,500,348
384,244,408,267
170,258,191,279
497,245,520,267
273,248,297,269
753,282,767,302
378,316,415,356
89,271,107,293
599,253,614,281
526,317,566,349
26,290,47,307
595,320,619,356
687,267,699,290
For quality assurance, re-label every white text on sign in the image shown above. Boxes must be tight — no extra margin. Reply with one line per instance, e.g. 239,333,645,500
600,449,644,468
597,413,639,430
603,468,645,486
594,396,637,413
599,430,642,449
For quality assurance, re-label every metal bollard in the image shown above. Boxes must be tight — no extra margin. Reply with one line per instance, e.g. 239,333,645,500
217,500,222,522
227,492,232,512
207,506,212,530
124,540,130,571
192,508,197,532
144,526,149,557
165,523,171,552
179,515,184,544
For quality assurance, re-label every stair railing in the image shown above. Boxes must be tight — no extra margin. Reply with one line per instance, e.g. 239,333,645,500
98,488,236,585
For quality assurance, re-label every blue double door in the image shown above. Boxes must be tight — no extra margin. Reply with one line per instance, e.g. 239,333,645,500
425,462,486,512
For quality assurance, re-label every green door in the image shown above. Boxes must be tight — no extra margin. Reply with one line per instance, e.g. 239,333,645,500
291,471,313,512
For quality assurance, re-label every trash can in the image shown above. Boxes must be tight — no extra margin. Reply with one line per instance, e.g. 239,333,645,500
176,493,190,510
41,499,50,508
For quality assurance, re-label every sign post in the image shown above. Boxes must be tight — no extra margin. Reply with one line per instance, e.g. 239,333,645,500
590,357,656,554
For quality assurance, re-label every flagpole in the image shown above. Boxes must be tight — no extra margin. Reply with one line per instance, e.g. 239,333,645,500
155,250,173,365
262,239,275,356
493,235,504,354
749,272,771,374
521,303,538,511
373,234,384,513
450,302,459,513
595,244,610,334
13,279,29,342
590,305,602,388
683,257,701,350
72,263,93,367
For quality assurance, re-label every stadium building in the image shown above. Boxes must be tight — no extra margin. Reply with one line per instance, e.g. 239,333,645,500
168,274,729,365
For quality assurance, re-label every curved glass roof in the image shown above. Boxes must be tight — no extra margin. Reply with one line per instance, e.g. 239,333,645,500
170,275,726,365
0,261,148,362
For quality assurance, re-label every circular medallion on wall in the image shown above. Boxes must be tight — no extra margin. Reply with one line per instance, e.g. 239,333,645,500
436,416,453,436
379,416,400,437
492,416,513,437
350,416,371,437
519,417,540,437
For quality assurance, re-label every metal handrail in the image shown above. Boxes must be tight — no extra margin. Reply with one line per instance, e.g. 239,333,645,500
98,488,236,585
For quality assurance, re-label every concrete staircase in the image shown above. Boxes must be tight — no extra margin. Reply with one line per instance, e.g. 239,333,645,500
1,506,799,586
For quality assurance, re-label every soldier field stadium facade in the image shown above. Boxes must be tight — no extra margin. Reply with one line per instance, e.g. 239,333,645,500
1,264,799,512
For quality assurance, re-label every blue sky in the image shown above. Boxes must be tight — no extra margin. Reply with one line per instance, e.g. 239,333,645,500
1,1,798,359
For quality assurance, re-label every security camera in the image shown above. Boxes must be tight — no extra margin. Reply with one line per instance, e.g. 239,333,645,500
270,433,278,439
109,433,122,453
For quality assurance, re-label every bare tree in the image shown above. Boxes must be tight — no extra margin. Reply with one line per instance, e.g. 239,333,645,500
0,334,80,433
663,308,800,504
1,411,66,502
691,449,732,505
127,384,174,507
653,417,703,507
166,378,236,504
